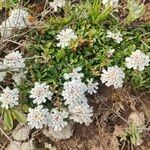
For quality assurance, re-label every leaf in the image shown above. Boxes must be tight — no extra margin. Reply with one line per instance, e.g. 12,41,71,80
12,109,26,124
4,110,13,131
56,49,65,62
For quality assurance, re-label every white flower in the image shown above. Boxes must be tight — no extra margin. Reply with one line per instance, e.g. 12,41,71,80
50,0,66,12
68,102,93,126
125,50,149,71
62,79,87,105
3,51,25,69
106,30,123,43
0,87,19,109
56,28,77,48
0,8,31,37
12,72,26,85
29,82,53,105
27,105,49,129
100,66,125,89
9,8,31,29
48,108,68,131
102,0,119,6
87,79,98,95
107,49,115,58
63,67,84,81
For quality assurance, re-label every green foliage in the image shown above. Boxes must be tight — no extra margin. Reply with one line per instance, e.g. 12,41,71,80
125,0,145,25
1,108,26,131
120,124,143,146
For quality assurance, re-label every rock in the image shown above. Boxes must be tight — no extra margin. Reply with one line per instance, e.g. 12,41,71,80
12,124,30,141
21,139,34,150
5,141,21,150
128,112,145,127
6,140,34,150
43,122,74,140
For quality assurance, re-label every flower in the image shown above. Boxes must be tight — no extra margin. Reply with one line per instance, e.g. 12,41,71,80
50,0,66,12
63,67,84,81
0,87,19,109
27,105,49,129
100,66,125,89
68,102,93,126
62,79,87,105
56,28,77,48
107,49,115,58
29,82,53,105
48,108,68,131
102,0,119,6
3,51,25,70
0,8,31,37
12,72,26,85
87,79,98,95
125,50,150,71
106,30,123,43
9,8,31,29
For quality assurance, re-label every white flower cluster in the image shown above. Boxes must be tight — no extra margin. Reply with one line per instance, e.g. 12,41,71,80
125,50,150,71
29,82,53,105
106,30,123,43
56,28,77,48
100,66,125,89
3,51,25,70
62,67,98,126
0,51,26,82
0,8,31,38
0,87,19,109
48,108,68,131
27,105,49,129
87,79,99,95
107,49,115,58
102,0,119,7
50,0,66,12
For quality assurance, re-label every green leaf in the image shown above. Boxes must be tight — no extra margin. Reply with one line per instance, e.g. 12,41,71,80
56,49,65,62
11,109,26,124
4,110,13,131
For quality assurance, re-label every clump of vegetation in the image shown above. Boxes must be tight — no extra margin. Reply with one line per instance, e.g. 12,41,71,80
0,0,149,145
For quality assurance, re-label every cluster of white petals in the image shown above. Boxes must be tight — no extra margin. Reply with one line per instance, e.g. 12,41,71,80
48,108,68,131
87,79,98,95
0,8,31,38
64,67,84,81
102,0,119,6
125,50,149,71
3,51,25,70
68,102,93,126
100,66,125,89
107,49,115,58
62,67,94,126
62,79,87,105
50,0,66,12
27,105,49,129
29,82,53,105
0,87,19,109
106,30,123,43
56,28,77,48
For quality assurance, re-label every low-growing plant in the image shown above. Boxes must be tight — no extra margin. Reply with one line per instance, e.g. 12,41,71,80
0,0,149,133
